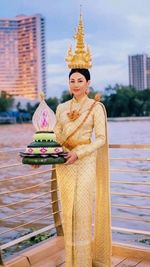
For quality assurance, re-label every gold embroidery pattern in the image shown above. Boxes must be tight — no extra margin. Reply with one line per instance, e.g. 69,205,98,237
54,99,112,267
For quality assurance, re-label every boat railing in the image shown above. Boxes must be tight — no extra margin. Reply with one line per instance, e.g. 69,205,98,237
109,144,150,244
0,144,149,265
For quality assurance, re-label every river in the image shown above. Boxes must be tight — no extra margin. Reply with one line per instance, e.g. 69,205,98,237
0,120,149,248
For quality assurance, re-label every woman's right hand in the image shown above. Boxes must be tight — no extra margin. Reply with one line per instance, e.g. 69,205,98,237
31,165,41,169
64,151,78,165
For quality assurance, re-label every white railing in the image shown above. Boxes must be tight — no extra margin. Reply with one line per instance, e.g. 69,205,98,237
0,144,150,264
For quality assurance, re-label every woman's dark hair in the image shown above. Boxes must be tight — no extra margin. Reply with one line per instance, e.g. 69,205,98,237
69,68,91,81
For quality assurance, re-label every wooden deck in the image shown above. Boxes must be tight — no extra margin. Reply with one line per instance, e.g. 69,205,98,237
59,258,150,267
0,237,149,267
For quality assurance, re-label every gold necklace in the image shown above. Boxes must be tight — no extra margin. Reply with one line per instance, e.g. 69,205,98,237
67,97,87,121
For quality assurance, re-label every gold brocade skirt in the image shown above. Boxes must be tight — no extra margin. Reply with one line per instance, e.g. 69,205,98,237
56,151,97,267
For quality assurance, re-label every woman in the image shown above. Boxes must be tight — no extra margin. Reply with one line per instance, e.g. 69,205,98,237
54,68,112,267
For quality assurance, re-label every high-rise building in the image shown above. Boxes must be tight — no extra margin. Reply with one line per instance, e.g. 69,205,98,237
0,14,46,100
128,54,150,90
146,56,150,88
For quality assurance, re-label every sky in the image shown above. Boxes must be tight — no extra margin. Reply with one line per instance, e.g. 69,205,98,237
0,0,150,98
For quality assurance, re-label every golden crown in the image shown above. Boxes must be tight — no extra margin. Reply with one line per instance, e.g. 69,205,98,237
65,13,92,69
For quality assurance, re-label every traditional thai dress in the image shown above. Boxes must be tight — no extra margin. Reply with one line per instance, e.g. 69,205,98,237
54,95,112,267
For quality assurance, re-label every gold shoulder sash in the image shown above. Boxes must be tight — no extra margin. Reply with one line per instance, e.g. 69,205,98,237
92,102,112,267
62,100,98,147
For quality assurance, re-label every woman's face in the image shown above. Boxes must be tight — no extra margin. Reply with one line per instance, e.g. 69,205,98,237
69,72,90,99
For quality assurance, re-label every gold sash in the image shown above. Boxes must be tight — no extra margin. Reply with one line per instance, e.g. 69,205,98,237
62,100,97,150
92,102,112,267
63,138,91,150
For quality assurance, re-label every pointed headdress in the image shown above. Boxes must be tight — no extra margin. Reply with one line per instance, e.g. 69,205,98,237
65,12,92,69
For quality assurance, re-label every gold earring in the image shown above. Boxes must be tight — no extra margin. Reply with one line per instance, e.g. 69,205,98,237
85,87,89,95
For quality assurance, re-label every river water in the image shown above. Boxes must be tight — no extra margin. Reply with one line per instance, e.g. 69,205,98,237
0,120,149,248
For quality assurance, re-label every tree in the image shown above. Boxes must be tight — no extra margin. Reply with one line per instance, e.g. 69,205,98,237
60,90,72,103
102,85,150,117
46,97,59,112
16,101,21,111
88,86,100,99
0,91,14,112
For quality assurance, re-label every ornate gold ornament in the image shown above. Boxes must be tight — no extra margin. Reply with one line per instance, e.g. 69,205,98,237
65,13,92,69
67,93,101,121
67,96,87,121
67,109,80,121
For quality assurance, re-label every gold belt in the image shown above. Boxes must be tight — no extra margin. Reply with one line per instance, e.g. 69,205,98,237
63,138,91,150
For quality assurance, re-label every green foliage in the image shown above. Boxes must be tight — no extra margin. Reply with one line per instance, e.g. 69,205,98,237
26,102,35,116
0,91,14,111
59,87,99,103
139,238,150,245
26,102,39,116
88,86,99,99
46,97,59,112
60,90,72,103
3,228,56,258
102,85,150,117
1,85,150,118
56,85,150,117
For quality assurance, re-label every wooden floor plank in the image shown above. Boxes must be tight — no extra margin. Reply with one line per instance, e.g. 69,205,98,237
116,257,143,267
56,256,126,267
55,256,142,267
32,257,55,267
32,250,65,267
30,257,150,267
56,263,65,267
112,256,127,266
135,260,150,267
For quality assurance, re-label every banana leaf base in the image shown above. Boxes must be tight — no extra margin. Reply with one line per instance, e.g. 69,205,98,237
22,156,66,165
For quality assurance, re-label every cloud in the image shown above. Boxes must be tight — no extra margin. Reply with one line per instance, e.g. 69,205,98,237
128,14,150,28
45,24,133,97
46,38,71,59
1,0,150,98
46,62,68,98
126,14,150,54
46,38,70,97
91,63,128,91
128,15,150,38
47,64,65,75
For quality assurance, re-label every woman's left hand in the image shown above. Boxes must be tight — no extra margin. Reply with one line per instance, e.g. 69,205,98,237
64,151,78,165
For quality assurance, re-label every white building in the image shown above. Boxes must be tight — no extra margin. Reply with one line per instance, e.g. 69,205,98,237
0,14,46,100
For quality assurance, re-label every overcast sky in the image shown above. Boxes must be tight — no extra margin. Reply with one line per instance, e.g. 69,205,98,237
0,0,150,97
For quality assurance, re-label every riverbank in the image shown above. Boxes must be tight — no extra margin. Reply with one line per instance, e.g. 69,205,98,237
108,116,150,122
0,116,150,125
